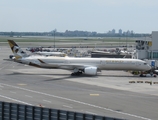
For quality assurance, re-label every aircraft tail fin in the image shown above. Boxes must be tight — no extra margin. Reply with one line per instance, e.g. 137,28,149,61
8,40,28,60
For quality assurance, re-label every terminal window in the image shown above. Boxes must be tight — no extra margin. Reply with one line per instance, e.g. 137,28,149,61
153,52,158,59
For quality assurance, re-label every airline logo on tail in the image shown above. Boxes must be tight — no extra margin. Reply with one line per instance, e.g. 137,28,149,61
8,40,28,60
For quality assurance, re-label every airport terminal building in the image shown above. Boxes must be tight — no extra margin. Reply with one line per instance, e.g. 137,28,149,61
133,31,158,60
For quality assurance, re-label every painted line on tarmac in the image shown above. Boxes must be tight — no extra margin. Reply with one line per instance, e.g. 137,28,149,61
0,83,151,120
10,91,16,94
85,111,97,115
17,83,27,86
25,95,33,98
43,100,52,103
0,94,32,105
63,105,73,109
90,94,99,96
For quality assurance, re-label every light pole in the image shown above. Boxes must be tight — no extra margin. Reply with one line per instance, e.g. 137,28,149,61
53,29,56,49
119,37,120,47
126,34,127,50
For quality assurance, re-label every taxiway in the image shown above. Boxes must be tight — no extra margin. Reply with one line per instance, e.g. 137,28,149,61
0,46,158,120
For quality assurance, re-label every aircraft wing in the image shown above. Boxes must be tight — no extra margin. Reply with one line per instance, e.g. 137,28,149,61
37,59,95,70
59,64,93,70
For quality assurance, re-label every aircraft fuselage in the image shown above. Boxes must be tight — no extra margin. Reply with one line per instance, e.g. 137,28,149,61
20,56,151,71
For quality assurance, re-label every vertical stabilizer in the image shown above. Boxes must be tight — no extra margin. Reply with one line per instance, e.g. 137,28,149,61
8,40,28,60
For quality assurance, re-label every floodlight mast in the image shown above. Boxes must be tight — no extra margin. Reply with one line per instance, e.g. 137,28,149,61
53,29,56,49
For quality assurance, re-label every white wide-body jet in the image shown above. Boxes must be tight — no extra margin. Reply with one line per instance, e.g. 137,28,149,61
8,40,151,76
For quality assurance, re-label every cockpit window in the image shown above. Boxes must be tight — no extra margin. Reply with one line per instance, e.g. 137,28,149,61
144,63,147,65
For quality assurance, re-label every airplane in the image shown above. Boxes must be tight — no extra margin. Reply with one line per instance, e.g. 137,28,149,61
26,47,66,57
32,51,66,57
7,40,151,76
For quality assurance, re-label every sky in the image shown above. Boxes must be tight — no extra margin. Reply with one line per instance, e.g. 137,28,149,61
0,0,158,33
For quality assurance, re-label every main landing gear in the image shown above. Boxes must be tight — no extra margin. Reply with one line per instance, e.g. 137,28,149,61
71,68,83,76
71,72,83,76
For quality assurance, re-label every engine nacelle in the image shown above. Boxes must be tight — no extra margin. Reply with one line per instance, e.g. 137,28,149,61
9,55,15,60
84,67,97,75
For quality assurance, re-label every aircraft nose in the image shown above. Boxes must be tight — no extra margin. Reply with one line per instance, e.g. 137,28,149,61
147,65,151,71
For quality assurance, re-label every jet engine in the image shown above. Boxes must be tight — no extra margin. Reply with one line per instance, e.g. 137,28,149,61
9,55,15,60
84,67,97,75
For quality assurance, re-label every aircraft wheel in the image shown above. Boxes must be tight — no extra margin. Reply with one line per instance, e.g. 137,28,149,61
77,72,83,76
153,74,157,77
71,73,75,76
71,72,82,76
79,72,82,74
